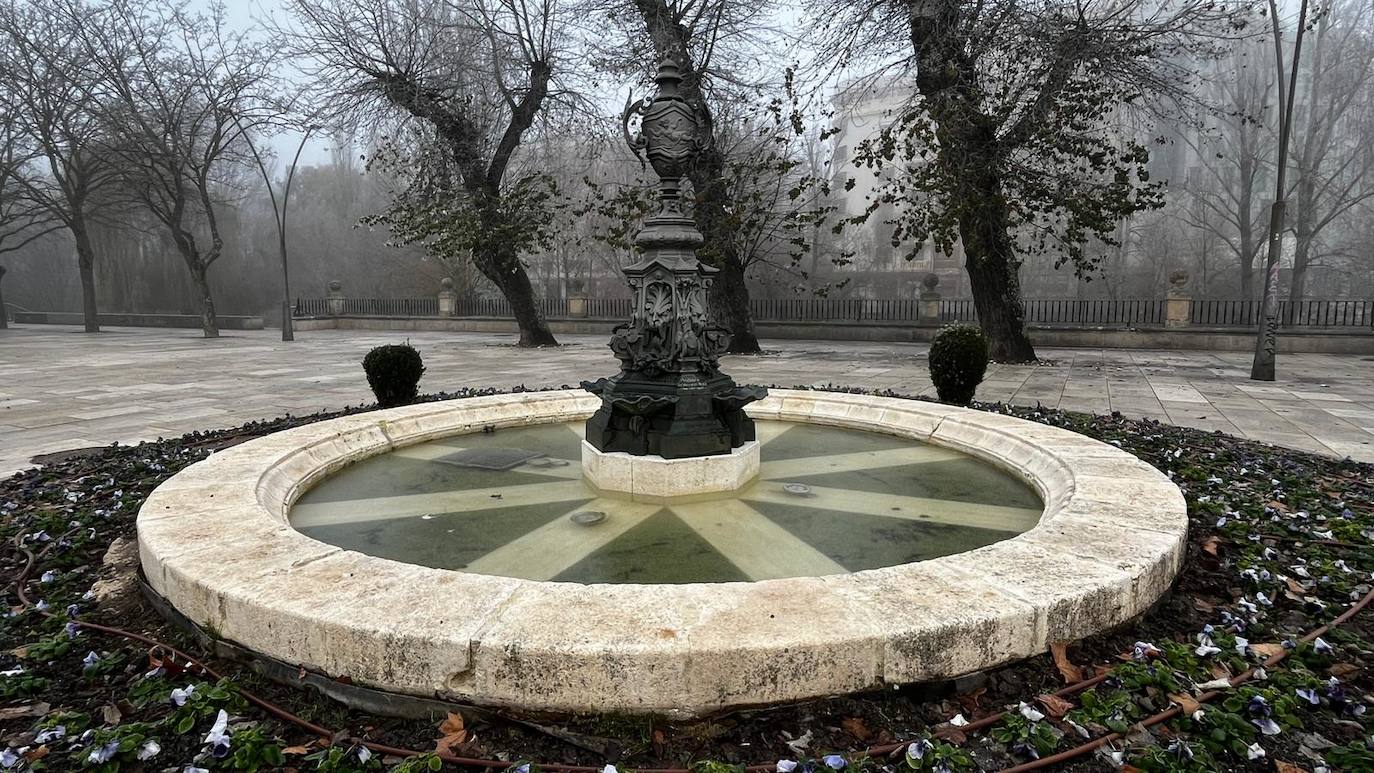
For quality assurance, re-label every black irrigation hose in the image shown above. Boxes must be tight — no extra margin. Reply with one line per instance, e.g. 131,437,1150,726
9,528,1374,773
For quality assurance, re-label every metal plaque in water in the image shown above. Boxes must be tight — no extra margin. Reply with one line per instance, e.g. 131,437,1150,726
434,448,544,471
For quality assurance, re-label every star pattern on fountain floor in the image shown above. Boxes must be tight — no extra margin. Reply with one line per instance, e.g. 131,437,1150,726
290,421,1043,583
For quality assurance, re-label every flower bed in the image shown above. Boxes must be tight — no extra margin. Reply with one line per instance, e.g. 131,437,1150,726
1,388,1371,772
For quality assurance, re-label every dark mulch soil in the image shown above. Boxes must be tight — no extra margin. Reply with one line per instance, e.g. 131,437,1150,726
1,386,1371,772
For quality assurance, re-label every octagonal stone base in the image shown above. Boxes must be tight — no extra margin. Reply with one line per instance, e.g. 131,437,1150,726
581,439,760,501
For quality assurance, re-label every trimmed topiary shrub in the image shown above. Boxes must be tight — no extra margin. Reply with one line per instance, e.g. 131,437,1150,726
928,324,989,405
362,343,425,407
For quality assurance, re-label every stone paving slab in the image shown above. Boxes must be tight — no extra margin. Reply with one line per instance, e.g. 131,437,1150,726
2,323,1373,477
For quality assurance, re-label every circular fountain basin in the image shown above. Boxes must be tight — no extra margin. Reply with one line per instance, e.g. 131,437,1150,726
137,390,1187,716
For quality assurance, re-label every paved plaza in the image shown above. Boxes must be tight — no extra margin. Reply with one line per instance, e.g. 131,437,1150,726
2,324,1373,477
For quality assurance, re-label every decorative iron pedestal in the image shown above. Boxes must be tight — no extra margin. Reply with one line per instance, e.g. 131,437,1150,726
582,59,765,460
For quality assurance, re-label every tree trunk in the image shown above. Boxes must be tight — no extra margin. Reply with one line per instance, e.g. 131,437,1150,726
908,0,1035,362
1288,168,1316,312
1237,154,1258,299
708,252,760,353
1288,192,1312,321
960,170,1036,362
478,241,557,347
0,265,7,329
189,261,220,338
692,146,761,353
73,221,99,333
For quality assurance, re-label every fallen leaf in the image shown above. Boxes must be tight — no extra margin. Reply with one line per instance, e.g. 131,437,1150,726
0,703,49,721
1037,693,1073,718
147,647,186,677
930,725,966,744
840,717,872,741
1328,663,1361,679
1168,693,1201,715
1268,500,1290,512
1202,536,1221,556
1286,577,1307,595
1209,662,1233,680
955,687,986,715
21,746,47,763
1251,643,1286,659
101,704,122,726
1050,641,1083,684
434,712,468,754
1275,762,1309,773
1193,597,1216,613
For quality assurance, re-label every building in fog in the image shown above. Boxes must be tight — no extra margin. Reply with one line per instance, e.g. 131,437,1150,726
828,77,967,298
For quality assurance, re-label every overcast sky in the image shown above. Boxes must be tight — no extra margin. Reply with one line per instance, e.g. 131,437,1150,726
206,0,338,167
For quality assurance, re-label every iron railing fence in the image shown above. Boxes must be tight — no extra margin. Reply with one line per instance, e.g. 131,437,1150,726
293,296,1374,328
931,299,1169,326
1190,299,1374,328
294,297,439,317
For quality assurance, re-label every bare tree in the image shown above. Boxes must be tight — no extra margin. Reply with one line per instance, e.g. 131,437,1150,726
0,122,61,262
67,0,282,338
283,0,577,347
0,121,61,330
1285,0,1374,306
0,0,123,333
1178,40,1276,299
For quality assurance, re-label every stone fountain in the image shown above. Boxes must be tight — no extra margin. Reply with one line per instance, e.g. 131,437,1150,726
136,59,1188,718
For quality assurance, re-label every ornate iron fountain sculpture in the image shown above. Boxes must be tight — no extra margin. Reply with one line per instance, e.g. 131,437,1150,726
582,59,767,458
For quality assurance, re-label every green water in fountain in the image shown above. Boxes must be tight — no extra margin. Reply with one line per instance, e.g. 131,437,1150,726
288,421,1043,584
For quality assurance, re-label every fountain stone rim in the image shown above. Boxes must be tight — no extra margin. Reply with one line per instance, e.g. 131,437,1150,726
136,388,1188,717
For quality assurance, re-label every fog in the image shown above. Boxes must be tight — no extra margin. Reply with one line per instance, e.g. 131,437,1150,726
1,0,1370,329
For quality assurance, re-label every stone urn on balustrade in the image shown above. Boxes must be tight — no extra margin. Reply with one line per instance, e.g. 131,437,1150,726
567,278,588,319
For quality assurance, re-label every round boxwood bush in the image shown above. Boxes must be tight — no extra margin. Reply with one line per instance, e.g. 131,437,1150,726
362,343,425,407
928,324,989,405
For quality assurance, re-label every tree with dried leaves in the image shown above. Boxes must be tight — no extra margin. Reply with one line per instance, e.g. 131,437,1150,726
283,0,578,347
809,0,1247,362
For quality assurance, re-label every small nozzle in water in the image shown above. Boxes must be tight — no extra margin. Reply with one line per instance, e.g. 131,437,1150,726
570,510,607,526
782,483,813,496
527,457,570,469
